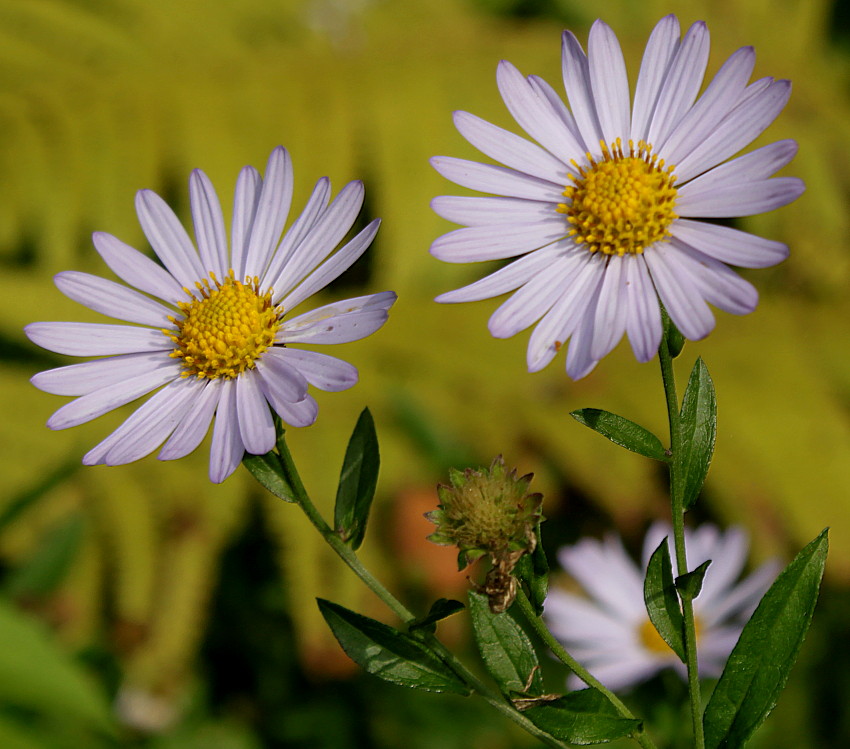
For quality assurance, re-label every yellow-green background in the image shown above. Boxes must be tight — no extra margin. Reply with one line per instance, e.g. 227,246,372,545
1,0,848,746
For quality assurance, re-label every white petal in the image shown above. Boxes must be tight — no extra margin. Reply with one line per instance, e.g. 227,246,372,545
25,322,169,356
31,352,173,396
47,358,180,429
702,560,779,625
279,219,380,312
631,15,681,141
189,169,228,278
92,232,184,302
644,243,715,340
623,255,663,362
565,303,600,380
430,219,567,263
645,22,710,147
236,370,275,455
135,189,205,289
590,257,629,360
453,111,568,185
209,378,244,483
670,219,789,268
54,271,174,327
431,195,555,227
273,348,358,392
277,291,396,345
243,146,294,279
495,61,586,163
435,245,565,303
561,30,603,155
255,349,309,402
271,393,319,428
159,378,223,460
230,166,262,281
588,20,630,145
572,656,666,693
431,156,562,202
676,177,804,218
527,74,585,147
693,527,748,610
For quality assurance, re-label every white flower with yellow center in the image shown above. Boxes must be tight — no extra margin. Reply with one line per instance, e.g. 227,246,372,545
430,15,804,379
544,523,779,692
26,147,396,483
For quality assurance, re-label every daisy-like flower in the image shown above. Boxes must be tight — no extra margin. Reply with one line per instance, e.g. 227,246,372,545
544,522,779,692
430,15,804,379
25,147,396,483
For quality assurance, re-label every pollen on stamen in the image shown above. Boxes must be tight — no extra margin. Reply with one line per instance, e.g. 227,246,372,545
556,139,679,257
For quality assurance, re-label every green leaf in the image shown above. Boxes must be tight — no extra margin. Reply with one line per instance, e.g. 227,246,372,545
516,523,549,616
408,598,465,634
334,408,380,550
678,358,717,510
0,599,115,733
242,452,296,503
703,529,828,749
468,591,543,697
5,514,85,598
675,559,711,602
524,689,641,744
317,599,470,694
570,409,669,462
643,538,685,662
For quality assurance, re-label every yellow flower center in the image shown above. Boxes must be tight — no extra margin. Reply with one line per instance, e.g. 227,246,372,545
638,615,702,655
557,139,678,256
163,271,282,379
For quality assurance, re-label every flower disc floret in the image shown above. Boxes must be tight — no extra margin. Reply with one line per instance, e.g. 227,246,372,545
558,139,678,256
165,271,282,379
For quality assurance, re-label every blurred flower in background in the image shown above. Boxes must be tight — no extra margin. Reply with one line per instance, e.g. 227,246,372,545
545,522,779,692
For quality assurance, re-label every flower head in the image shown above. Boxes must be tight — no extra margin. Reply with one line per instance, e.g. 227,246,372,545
544,522,779,692
26,147,396,483
430,16,804,379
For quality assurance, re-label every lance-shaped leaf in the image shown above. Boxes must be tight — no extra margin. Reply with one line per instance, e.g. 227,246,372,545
468,591,543,696
243,451,296,502
643,538,685,662
703,529,828,749
571,409,668,462
676,559,711,602
317,599,470,695
334,408,380,549
678,358,717,510
409,598,465,634
516,523,549,616
524,689,641,744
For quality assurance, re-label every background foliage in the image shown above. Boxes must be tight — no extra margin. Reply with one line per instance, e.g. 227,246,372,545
1,0,849,746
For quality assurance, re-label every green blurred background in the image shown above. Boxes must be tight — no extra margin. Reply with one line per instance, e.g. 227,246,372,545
1,0,849,746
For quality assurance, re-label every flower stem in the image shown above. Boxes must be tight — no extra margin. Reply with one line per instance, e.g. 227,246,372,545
657,329,705,749
268,436,572,749
515,589,658,749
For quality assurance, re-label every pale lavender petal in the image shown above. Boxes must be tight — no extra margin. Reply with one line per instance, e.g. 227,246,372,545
545,591,634,647
431,195,556,227
189,169,228,278
230,166,262,281
255,349,309,402
644,244,715,340
431,156,562,202
268,393,319,428
236,370,275,455
25,322,169,356
495,61,585,163
695,528,748,610
453,111,568,185
279,219,380,312
565,302,600,380
243,146,294,280
436,245,565,303
159,378,223,460
430,219,567,263
526,74,585,146
645,22,710,147
677,177,804,218
47,358,181,429
590,256,629,360
54,271,174,327
588,20,630,144
623,255,663,362
571,657,666,693
273,348,358,392
561,30,603,154
631,15,681,141
702,560,779,625
31,352,172,396
135,189,205,289
209,378,244,483
673,80,791,182
671,219,789,268
277,291,396,345
92,232,184,302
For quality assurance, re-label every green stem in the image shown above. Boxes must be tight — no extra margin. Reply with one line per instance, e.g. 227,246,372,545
270,436,571,749
515,589,658,749
658,330,705,749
